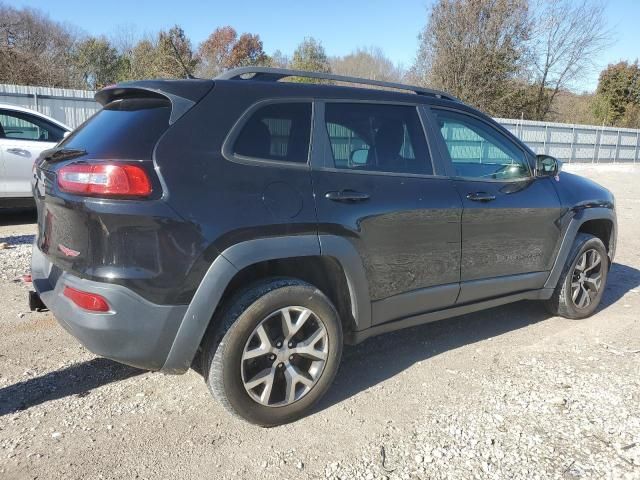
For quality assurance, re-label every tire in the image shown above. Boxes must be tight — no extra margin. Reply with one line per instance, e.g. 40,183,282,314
202,278,343,426
545,233,609,319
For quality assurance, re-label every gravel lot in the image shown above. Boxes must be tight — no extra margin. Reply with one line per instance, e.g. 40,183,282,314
1,166,639,480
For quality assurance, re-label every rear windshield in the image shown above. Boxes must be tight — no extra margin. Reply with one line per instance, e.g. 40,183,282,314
60,98,171,159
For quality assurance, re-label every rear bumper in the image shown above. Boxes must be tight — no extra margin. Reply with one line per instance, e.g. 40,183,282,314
32,242,188,371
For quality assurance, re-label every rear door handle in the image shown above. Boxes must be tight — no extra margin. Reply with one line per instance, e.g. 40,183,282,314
325,190,370,202
466,192,496,202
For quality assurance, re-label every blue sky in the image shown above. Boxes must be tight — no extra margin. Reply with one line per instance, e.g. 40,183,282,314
12,0,640,92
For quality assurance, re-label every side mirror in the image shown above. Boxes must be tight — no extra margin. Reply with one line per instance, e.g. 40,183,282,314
63,131,71,138
349,148,369,166
536,154,562,177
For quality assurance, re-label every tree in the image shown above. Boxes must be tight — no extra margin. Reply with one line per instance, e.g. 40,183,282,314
156,25,199,78
331,47,403,83
546,90,598,125
593,61,640,128
270,49,290,69
412,0,531,117
197,26,237,77
197,27,268,77
528,0,611,120
0,4,79,87
125,25,198,80
290,37,331,81
128,38,158,80
227,33,269,68
72,37,124,89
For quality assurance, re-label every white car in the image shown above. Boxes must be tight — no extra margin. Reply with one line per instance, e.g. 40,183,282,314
0,103,71,207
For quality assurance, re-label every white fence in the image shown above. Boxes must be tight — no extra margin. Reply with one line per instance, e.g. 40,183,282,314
0,84,99,129
2,83,639,163
498,118,640,164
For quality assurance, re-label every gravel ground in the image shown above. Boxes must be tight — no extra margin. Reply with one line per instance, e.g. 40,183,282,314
1,166,639,480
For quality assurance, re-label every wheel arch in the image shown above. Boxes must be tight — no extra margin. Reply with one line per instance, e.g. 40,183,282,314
161,234,371,373
544,207,617,290
577,218,615,254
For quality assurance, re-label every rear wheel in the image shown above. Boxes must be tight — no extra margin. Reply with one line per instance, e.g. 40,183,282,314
202,278,342,426
545,233,609,319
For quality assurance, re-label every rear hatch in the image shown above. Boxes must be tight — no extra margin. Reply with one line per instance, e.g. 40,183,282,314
33,80,213,295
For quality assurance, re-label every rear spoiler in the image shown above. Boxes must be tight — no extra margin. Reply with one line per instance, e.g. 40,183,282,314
95,79,214,125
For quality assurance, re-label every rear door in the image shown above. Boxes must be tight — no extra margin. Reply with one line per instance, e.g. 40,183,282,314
426,107,563,304
0,109,65,197
311,101,463,326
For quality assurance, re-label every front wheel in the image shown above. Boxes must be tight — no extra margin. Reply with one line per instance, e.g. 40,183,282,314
545,233,609,319
203,278,343,426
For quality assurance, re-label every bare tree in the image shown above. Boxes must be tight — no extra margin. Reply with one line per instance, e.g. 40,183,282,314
331,47,404,83
109,23,139,56
411,0,531,117
270,50,290,69
0,3,80,87
529,0,612,120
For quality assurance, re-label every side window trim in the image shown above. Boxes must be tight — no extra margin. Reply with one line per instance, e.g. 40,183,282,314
425,106,533,182
314,99,440,178
222,98,314,169
0,109,63,143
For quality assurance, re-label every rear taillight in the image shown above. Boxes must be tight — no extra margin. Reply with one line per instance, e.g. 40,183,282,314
63,286,111,312
57,163,152,198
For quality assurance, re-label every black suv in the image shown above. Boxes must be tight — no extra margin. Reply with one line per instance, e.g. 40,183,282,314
31,68,616,426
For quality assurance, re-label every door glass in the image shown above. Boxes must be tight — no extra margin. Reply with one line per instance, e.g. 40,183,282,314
432,109,530,180
324,103,432,175
0,110,65,142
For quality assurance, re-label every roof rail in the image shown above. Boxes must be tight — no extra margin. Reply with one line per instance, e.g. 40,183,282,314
215,67,459,101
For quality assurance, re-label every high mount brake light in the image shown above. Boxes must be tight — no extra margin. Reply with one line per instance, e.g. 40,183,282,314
57,163,152,197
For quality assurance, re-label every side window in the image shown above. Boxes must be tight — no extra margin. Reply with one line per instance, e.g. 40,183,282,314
432,109,530,180
324,103,432,175
233,102,312,163
0,110,65,142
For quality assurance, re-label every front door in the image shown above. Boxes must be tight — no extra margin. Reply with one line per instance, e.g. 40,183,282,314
427,107,563,304
311,101,463,325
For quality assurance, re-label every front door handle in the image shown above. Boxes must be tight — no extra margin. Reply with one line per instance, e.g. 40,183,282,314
6,148,32,157
325,190,370,202
466,192,496,202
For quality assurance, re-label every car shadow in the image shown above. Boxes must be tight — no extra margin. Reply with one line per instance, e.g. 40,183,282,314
0,358,145,417
316,261,640,414
0,208,37,227
0,234,35,246
599,262,640,310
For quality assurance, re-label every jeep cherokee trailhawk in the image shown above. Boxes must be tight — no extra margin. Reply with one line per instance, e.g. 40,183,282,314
30,68,616,426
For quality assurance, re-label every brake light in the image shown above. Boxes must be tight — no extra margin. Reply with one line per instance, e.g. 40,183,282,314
63,286,111,312
57,163,152,197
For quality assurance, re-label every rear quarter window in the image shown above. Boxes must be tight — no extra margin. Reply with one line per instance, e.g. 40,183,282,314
232,102,312,164
60,98,171,159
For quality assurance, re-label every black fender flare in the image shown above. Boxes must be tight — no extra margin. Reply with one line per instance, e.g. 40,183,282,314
161,234,371,373
544,206,617,290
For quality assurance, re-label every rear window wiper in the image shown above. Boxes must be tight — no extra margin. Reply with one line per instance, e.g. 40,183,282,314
41,147,87,163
